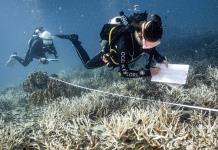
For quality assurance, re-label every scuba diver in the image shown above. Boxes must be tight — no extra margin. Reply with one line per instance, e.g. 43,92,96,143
7,27,58,67
56,11,168,78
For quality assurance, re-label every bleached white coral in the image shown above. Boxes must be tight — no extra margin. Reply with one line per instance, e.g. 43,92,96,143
189,84,217,105
208,66,218,81
1,64,218,149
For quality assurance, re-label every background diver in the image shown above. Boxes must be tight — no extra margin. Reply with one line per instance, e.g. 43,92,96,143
56,11,168,78
7,27,58,67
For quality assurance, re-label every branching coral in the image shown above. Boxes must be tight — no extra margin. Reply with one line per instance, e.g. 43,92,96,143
101,106,218,149
0,63,218,149
23,71,84,105
0,87,26,111
3,102,217,149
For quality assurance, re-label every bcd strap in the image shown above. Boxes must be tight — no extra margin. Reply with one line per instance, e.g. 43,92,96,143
108,26,119,65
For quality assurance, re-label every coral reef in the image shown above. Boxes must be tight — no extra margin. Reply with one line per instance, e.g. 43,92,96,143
0,65,217,149
0,87,26,112
23,71,84,105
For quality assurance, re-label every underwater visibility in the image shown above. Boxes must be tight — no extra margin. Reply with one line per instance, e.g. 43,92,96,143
0,0,218,149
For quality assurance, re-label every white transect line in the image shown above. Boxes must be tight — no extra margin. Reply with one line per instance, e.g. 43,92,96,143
49,76,218,112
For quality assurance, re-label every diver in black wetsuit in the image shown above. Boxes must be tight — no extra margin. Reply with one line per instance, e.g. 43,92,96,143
7,27,58,67
56,12,168,78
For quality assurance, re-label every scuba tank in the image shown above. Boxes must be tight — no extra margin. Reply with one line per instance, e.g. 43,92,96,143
100,11,130,54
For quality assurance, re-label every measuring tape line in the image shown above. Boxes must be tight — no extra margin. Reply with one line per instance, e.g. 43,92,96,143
49,76,218,112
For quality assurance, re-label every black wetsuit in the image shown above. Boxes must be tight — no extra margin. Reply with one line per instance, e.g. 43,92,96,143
70,29,165,78
14,35,58,66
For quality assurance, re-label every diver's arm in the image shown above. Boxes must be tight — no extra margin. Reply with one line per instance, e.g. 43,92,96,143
25,37,41,59
26,36,37,57
51,44,58,58
28,36,36,49
145,47,166,69
45,44,58,58
118,36,151,78
151,47,166,63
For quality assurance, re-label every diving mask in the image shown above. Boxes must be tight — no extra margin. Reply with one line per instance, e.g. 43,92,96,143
142,39,160,49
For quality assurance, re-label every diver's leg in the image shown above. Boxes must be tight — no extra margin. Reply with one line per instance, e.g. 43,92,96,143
14,52,33,67
56,34,105,69
72,40,106,69
70,40,90,66
14,56,32,67
55,34,79,41
84,52,105,69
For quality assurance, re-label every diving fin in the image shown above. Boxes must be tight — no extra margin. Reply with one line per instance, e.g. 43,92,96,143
6,53,17,67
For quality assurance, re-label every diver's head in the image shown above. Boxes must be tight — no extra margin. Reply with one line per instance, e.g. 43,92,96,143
39,31,53,45
141,14,163,49
129,11,148,24
34,27,45,35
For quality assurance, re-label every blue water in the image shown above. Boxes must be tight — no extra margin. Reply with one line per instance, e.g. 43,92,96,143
0,0,218,90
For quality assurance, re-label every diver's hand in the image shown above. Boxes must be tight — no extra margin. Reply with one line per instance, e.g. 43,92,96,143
150,67,160,76
162,57,169,68
39,58,49,64
102,53,110,64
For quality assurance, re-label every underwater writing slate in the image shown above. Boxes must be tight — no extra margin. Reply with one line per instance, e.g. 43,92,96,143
151,64,189,85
